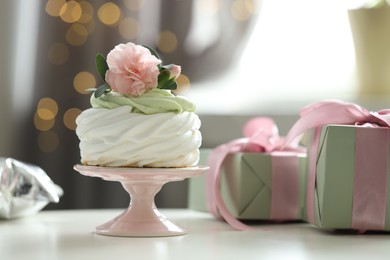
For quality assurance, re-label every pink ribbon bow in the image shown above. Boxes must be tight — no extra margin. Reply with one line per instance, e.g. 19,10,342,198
284,100,390,231
284,100,390,144
206,117,305,230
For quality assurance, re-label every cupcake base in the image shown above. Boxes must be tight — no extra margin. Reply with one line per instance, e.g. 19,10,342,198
73,164,208,237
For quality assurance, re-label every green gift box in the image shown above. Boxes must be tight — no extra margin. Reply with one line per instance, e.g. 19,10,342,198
188,149,307,220
306,124,390,230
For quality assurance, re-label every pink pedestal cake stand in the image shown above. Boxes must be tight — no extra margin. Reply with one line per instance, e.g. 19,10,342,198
74,164,208,237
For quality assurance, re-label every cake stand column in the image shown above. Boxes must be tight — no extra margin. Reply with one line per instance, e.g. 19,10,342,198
74,164,208,237
96,180,187,237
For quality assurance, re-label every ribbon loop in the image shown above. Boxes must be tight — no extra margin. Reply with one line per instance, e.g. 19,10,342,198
284,100,390,147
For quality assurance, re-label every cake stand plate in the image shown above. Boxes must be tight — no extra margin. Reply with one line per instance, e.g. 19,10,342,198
74,164,208,237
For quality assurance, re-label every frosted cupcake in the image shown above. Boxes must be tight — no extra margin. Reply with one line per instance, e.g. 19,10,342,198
75,42,202,167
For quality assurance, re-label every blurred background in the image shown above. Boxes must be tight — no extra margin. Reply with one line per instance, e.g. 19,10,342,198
0,0,389,210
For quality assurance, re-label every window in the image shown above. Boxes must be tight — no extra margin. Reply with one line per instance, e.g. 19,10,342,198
188,1,358,114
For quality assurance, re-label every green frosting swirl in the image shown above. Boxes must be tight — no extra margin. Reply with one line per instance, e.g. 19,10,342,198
90,88,196,115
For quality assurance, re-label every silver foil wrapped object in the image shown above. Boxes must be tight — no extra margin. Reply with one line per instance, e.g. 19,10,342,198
0,157,63,219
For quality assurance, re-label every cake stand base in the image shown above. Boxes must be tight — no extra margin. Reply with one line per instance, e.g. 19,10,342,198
74,164,208,237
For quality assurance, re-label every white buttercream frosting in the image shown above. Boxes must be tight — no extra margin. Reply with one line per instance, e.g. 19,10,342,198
76,105,202,167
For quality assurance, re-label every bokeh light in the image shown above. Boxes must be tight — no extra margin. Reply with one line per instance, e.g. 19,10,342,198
231,0,254,21
48,43,69,65
123,0,144,11
173,74,191,95
37,97,59,121
45,0,66,17
66,23,88,46
156,30,178,53
38,131,59,153
98,2,121,26
59,0,82,23
119,17,139,40
34,112,55,131
73,71,96,94
63,108,81,131
78,1,94,24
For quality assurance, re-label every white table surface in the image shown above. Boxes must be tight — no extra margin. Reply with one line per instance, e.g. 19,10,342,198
1,209,390,260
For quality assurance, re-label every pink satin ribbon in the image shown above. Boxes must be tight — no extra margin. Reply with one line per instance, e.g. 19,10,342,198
271,154,300,220
352,127,389,230
206,117,304,230
284,100,390,230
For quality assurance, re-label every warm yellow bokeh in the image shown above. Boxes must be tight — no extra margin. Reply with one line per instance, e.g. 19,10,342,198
157,31,178,53
37,108,55,121
63,108,82,131
66,23,88,46
35,97,58,132
37,97,59,120
45,0,66,17
119,17,139,40
78,1,94,24
73,71,96,94
173,74,191,95
231,0,254,21
98,2,121,26
34,112,56,131
38,131,59,153
244,0,257,14
59,0,82,23
48,43,69,65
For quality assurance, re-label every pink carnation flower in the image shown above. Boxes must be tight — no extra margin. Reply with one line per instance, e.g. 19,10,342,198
105,42,162,96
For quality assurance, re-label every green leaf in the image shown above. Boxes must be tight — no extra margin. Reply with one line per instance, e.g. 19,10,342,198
94,83,110,98
157,70,170,89
167,81,178,90
142,45,161,60
163,80,177,90
95,53,109,81
158,78,177,90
